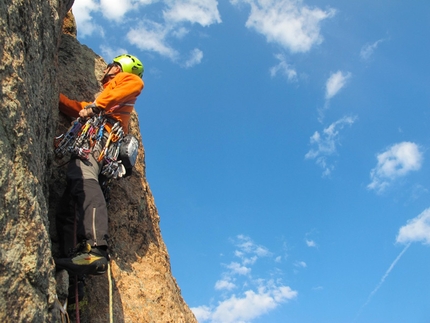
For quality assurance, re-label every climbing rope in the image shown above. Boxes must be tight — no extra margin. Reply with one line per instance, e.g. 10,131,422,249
108,261,114,323
75,275,80,323
73,204,81,323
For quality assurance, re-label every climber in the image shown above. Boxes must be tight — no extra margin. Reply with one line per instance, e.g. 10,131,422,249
55,54,144,276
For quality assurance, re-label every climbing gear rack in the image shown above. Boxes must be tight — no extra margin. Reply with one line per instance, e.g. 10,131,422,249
54,115,130,179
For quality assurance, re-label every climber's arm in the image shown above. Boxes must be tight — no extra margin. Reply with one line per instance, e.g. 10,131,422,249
59,93,92,118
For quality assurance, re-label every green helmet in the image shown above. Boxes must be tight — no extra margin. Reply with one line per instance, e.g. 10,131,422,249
113,54,144,78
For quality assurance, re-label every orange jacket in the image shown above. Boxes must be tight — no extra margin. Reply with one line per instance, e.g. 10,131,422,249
59,72,144,132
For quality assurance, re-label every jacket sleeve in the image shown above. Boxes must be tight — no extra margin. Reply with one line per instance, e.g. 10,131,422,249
59,93,92,118
94,73,144,110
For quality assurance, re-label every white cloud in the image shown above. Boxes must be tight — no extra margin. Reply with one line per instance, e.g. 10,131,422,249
75,0,158,25
243,256,258,266
99,0,134,21
163,0,222,26
183,48,204,67
227,262,252,275
99,45,129,62
325,70,351,100
234,235,272,264
193,283,297,323
192,305,212,321
127,20,179,59
72,0,102,37
171,26,190,39
294,261,307,268
368,142,423,193
360,39,385,60
270,54,297,81
193,235,296,322
396,208,430,245
305,116,357,176
72,0,219,65
232,0,336,53
255,246,270,257
136,0,159,4
215,279,237,291
306,239,316,247
73,0,151,35
236,235,269,255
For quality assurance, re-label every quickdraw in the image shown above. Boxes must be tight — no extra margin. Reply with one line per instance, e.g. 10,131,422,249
54,119,84,159
99,122,126,179
54,115,127,179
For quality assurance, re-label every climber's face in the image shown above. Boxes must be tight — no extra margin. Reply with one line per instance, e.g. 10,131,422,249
101,63,122,84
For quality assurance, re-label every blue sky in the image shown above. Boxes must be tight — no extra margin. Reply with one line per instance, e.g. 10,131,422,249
71,1,430,322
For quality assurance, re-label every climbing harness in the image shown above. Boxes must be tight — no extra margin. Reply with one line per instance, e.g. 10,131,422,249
54,114,138,180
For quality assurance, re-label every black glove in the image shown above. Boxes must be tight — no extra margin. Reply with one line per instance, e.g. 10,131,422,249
85,103,101,115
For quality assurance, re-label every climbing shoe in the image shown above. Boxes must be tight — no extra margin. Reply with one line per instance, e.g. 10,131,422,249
55,243,108,276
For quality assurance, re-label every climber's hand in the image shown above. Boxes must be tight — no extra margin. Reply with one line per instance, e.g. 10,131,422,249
79,103,100,118
79,108,92,118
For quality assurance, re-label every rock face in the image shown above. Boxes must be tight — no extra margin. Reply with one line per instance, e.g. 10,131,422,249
1,2,197,322
0,1,64,322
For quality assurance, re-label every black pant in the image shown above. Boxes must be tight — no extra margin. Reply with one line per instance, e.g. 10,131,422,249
56,139,109,256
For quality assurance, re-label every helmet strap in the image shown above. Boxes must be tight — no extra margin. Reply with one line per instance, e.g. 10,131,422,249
101,63,121,84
